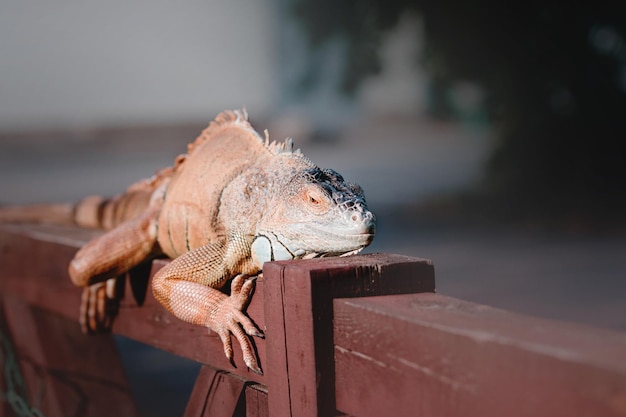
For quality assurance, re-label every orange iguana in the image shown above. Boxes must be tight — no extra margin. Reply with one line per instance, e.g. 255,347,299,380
0,110,376,374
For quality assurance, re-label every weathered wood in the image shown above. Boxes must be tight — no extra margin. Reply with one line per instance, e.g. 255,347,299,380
1,297,138,417
263,254,435,417
183,365,246,417
245,384,269,417
333,293,626,417
0,224,93,321
7,223,626,417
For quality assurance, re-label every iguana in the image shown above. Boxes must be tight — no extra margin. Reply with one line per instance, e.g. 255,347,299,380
0,109,376,374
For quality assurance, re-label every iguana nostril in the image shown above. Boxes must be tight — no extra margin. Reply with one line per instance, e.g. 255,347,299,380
345,211,361,223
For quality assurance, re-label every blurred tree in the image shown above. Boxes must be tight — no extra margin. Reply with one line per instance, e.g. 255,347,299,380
292,0,626,227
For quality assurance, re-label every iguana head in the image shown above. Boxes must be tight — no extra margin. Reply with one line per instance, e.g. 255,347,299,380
252,166,376,265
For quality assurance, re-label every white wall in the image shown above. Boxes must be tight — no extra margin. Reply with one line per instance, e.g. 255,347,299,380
0,1,278,132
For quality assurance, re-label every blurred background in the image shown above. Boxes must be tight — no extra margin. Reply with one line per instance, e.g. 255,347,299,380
1,1,625,415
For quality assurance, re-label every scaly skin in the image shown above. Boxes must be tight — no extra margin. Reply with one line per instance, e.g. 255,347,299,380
0,110,376,374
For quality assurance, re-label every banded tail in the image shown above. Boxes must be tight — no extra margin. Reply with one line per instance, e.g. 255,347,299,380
0,202,75,225
0,191,152,230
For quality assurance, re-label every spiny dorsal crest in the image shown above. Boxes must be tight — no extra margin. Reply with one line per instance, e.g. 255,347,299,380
263,129,303,156
187,109,300,157
144,110,310,189
187,109,258,155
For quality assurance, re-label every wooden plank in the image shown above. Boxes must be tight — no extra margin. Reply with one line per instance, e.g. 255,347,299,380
1,297,138,417
333,293,626,417
184,374,269,417
263,254,435,417
183,365,246,417
0,224,90,321
245,384,269,417
184,366,221,417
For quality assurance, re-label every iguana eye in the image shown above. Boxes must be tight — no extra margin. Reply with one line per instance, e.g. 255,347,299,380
302,187,330,214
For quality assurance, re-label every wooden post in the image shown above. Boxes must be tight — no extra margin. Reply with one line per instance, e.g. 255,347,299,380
263,254,435,417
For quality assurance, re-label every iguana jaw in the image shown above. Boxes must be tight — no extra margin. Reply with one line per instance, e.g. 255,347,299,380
250,229,373,267
251,214,375,267
297,221,375,251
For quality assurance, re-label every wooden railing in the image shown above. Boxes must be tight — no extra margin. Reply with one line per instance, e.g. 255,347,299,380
1,224,626,417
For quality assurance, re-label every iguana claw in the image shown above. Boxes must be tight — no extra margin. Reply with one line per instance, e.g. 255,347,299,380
80,278,120,333
212,274,263,374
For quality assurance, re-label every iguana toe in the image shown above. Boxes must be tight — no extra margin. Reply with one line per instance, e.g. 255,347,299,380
229,274,257,309
209,277,263,374
213,310,263,374
79,278,120,334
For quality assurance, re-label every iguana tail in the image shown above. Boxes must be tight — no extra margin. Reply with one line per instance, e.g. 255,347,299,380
0,202,76,225
0,155,172,230
0,191,152,230
0,196,110,228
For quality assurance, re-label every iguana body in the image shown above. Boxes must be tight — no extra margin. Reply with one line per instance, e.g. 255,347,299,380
0,110,376,373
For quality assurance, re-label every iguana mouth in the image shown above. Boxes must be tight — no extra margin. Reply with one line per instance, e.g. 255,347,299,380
299,223,375,253
300,246,365,259
313,217,376,238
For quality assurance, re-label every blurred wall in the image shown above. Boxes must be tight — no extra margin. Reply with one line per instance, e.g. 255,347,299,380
0,1,278,132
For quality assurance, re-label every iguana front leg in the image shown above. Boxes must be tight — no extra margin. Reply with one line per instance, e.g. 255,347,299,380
69,209,160,331
69,209,159,286
151,233,264,374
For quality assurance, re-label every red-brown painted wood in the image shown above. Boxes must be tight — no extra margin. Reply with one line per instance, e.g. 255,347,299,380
7,223,625,417
263,254,435,417
1,297,138,417
333,293,626,417
245,384,269,417
0,224,91,321
183,365,246,417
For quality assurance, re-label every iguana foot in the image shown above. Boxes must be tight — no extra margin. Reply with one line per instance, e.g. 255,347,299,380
80,278,121,333
211,274,263,374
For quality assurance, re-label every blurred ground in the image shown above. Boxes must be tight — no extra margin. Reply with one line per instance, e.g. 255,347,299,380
2,115,625,416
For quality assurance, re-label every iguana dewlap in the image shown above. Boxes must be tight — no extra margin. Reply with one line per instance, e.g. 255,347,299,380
0,110,376,374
